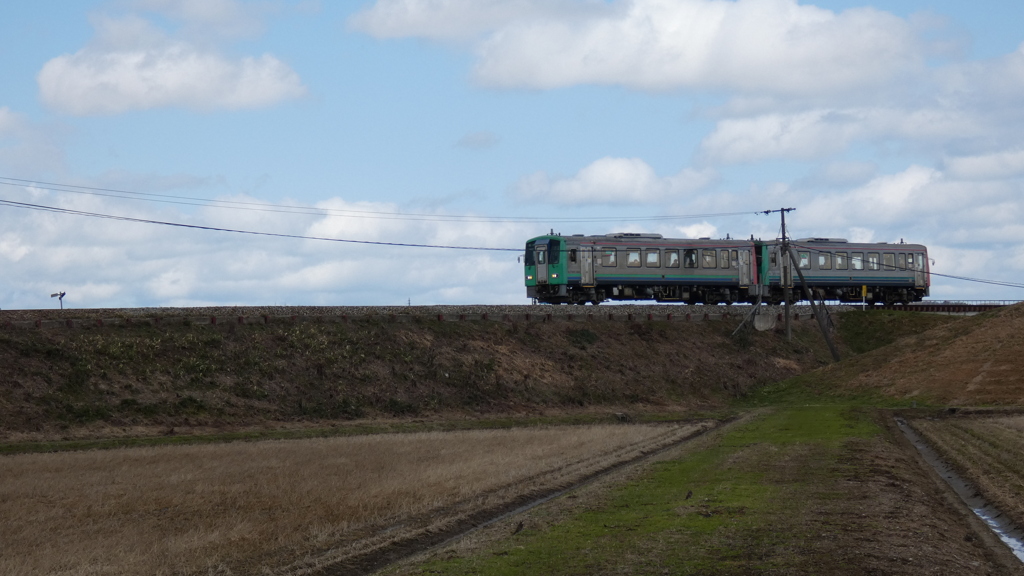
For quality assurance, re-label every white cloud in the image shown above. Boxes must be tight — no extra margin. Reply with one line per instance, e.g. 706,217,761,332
944,149,1024,180
0,182,532,309
699,105,990,164
674,222,717,238
355,0,925,96
38,13,305,115
0,107,67,175
700,110,867,163
803,165,939,228
129,0,268,39
0,233,31,262
514,157,714,205
800,161,878,188
348,0,595,42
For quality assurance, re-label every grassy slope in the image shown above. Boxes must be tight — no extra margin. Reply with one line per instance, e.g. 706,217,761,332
0,317,836,440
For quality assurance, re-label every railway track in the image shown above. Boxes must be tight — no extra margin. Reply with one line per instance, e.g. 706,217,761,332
0,301,1017,327
882,301,1021,314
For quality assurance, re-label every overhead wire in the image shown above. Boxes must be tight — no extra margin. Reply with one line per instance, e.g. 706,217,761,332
0,176,756,224
0,199,522,252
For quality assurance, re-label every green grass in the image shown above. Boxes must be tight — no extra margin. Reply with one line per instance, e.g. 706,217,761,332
409,406,879,575
734,371,929,409
835,309,961,354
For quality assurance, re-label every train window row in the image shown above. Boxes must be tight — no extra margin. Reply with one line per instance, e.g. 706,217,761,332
590,248,741,269
796,251,924,272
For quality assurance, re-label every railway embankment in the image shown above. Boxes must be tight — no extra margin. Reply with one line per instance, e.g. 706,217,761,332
0,304,854,442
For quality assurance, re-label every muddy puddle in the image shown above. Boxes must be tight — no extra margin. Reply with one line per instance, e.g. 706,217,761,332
896,417,1024,562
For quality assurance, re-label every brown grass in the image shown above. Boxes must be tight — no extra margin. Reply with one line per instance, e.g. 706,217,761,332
827,305,1024,404
0,423,705,575
911,415,1024,529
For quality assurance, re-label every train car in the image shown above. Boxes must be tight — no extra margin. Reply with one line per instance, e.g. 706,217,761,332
524,233,759,304
525,233,930,305
761,238,930,304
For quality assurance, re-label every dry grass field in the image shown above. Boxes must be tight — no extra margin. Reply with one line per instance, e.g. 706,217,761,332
0,423,705,575
912,414,1024,530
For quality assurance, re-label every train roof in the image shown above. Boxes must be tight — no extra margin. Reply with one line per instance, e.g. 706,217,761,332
556,233,753,244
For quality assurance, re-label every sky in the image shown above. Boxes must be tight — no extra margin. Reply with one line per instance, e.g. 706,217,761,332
2,0,1024,309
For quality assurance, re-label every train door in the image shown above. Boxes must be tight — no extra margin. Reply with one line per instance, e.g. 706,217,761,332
534,242,549,285
913,253,927,288
738,249,751,285
580,246,595,287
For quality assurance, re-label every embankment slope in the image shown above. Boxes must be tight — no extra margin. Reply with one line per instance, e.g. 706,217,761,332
814,304,1024,405
0,309,835,440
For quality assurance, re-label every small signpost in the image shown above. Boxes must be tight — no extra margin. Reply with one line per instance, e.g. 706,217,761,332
50,291,66,310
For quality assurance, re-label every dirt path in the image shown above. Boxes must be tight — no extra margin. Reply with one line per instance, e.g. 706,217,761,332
381,408,1023,575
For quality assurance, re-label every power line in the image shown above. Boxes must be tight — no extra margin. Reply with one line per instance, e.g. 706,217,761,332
0,176,758,224
0,199,523,252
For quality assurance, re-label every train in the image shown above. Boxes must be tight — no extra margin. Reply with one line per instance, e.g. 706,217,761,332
524,233,929,305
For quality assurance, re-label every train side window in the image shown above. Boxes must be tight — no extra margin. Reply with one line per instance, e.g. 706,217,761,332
770,251,778,267
851,252,864,270
720,249,730,269
836,252,848,270
819,252,832,270
666,250,680,268
798,251,811,269
569,249,578,263
883,253,895,271
731,250,739,268
683,249,698,268
645,249,661,268
702,249,717,268
867,252,880,271
897,254,906,270
627,250,642,267
601,248,617,267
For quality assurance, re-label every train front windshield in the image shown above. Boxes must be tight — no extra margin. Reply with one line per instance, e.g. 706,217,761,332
525,239,559,265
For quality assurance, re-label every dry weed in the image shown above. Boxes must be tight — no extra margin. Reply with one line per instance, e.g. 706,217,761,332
913,415,1024,529
0,424,696,575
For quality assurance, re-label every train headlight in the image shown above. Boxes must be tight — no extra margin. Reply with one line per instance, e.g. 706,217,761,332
527,275,533,280
551,273,558,278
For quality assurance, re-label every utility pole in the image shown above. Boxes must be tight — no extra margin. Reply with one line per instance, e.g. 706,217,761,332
759,208,841,362
787,247,842,361
762,208,795,341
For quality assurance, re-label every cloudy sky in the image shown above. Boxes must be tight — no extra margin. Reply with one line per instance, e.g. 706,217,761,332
2,0,1024,309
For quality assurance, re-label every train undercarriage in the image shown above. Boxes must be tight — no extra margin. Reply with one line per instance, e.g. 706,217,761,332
530,283,928,306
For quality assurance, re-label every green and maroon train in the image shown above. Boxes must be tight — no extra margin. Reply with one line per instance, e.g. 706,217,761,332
524,233,929,305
